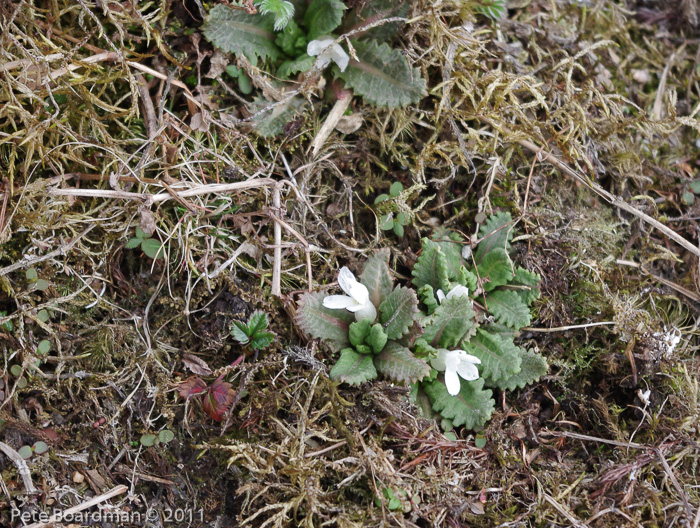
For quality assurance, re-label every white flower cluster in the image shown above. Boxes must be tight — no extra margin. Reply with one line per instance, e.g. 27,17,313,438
307,37,349,72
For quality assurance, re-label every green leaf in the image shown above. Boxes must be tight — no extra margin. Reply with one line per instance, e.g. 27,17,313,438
510,267,541,305
203,5,281,62
380,214,394,231
247,310,269,335
37,309,50,323
349,319,372,347
474,211,513,265
159,430,175,443
140,434,157,447
417,284,439,315
32,441,49,454
18,446,33,459
231,320,251,344
682,191,695,205
486,290,531,329
25,268,38,281
463,329,521,383
457,266,479,292
250,332,274,349
367,324,388,354
141,238,165,259
250,96,306,137
356,344,372,355
690,179,700,194
10,365,22,377
255,0,295,31
374,342,430,384
35,279,50,291
477,249,513,292
492,348,548,391
431,231,464,281
475,0,507,20
359,248,394,307
422,295,476,349
374,193,389,203
339,39,427,108
393,223,404,237
389,181,403,196
379,285,419,340
304,0,346,39
296,291,354,349
275,18,306,54
125,237,142,249
238,74,253,94
423,377,495,430
330,348,377,385
412,238,450,292
277,54,314,78
480,322,517,341
341,0,409,41
37,340,51,355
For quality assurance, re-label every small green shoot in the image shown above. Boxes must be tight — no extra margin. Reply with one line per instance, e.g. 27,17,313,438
18,441,49,460
231,310,275,350
126,228,164,260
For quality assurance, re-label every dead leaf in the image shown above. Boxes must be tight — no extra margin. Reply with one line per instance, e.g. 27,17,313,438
177,376,208,400
469,501,485,515
182,354,213,376
190,111,210,133
335,114,363,134
207,50,230,79
139,207,156,236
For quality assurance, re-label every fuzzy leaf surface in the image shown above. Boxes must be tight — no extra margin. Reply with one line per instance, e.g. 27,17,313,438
477,249,512,292
474,211,513,264
511,267,541,305
422,295,476,349
486,290,531,329
432,231,464,281
492,348,548,391
379,285,419,339
342,0,409,41
374,342,430,384
360,248,394,307
417,284,438,315
277,54,314,78
339,40,427,108
255,0,295,30
463,329,521,383
296,291,354,348
412,238,450,292
204,5,280,62
367,324,388,354
423,377,495,429
202,376,235,421
304,0,346,39
330,348,377,385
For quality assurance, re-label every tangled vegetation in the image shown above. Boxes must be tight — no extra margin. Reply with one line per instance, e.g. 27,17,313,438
0,0,698,527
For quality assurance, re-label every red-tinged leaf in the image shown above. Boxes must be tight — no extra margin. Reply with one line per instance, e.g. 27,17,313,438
202,375,235,421
177,376,208,400
182,354,213,376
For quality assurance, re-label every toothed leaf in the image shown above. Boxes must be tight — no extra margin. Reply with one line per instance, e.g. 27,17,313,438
255,0,295,31
412,238,450,292
463,329,521,383
423,377,495,430
510,267,541,305
277,54,314,78
360,248,394,307
486,290,531,329
349,319,372,348
341,0,410,41
275,18,306,55
304,0,346,39
492,348,548,391
379,285,419,339
477,249,513,292
422,295,477,349
296,291,354,349
330,348,377,385
475,211,513,264
203,5,281,62
417,284,439,315
339,39,427,108
431,231,464,281
375,342,430,384
475,0,507,20
367,324,388,354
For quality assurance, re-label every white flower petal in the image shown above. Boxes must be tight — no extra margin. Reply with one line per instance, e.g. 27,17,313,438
436,289,446,303
352,303,377,322
446,285,470,299
444,351,461,371
323,295,357,310
332,44,349,72
455,350,481,365
461,245,472,259
345,303,365,312
431,349,448,371
456,361,480,381
307,38,349,72
307,37,335,57
445,368,461,396
337,267,358,297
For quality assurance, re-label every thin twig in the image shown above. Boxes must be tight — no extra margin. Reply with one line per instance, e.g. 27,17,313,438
24,485,128,528
272,183,282,297
617,259,700,303
521,321,616,333
0,442,37,494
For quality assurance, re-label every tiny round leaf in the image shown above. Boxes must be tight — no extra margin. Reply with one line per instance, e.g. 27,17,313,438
141,238,164,260
35,279,50,291
33,441,49,454
37,310,50,323
140,434,156,447
159,430,175,443
10,365,22,377
18,446,33,459
37,340,51,355
26,268,38,281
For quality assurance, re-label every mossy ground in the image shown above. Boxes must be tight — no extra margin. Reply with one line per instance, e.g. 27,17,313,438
0,0,698,527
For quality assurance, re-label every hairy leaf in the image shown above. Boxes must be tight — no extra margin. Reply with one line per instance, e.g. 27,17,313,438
431,231,464,281
412,238,450,292
275,19,307,55
277,54,314,78
486,290,531,329
203,5,280,62
349,319,372,347
255,0,295,30
341,0,409,41
458,266,479,292
296,291,354,348
248,310,269,335
463,329,521,383
360,248,394,307
417,284,439,315
339,39,427,108
379,285,419,340
141,238,164,260
125,237,141,249
231,320,251,344
492,348,548,391
422,295,476,349
423,377,495,429
250,332,274,349
375,342,430,384
177,376,208,400
330,348,377,385
510,267,541,305
477,249,512,292
367,324,388,354
475,0,507,20
480,322,517,341
474,211,513,264
304,0,346,39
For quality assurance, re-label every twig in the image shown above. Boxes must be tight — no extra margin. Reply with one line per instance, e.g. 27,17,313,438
24,485,128,528
541,429,647,450
617,259,700,303
310,93,352,157
520,321,616,333
272,183,282,297
0,224,96,277
543,493,586,528
655,447,693,522
0,442,37,494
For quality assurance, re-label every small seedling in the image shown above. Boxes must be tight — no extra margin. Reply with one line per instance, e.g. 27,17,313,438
375,182,411,237
0,311,13,332
225,65,253,94
231,310,275,350
375,486,411,512
140,429,175,447
125,228,165,260
9,365,27,389
26,268,49,291
18,441,49,459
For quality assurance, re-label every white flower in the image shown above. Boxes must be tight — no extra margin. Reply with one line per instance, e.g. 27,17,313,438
323,266,377,322
307,37,349,72
637,389,651,406
436,284,470,304
430,349,481,396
